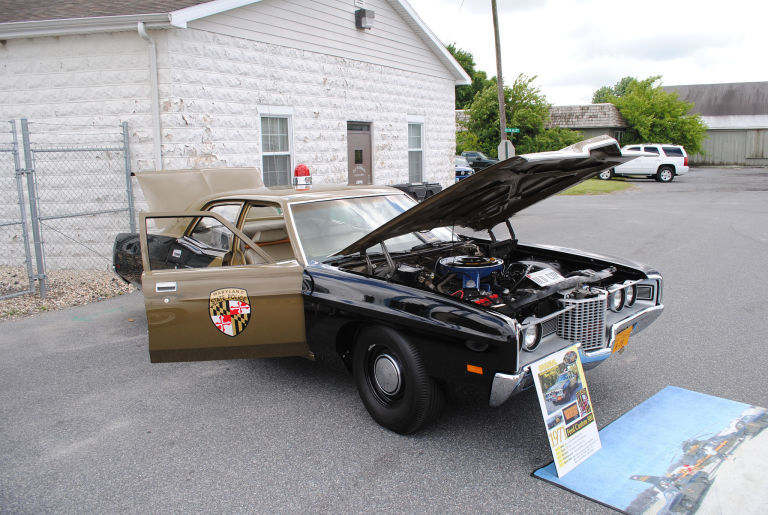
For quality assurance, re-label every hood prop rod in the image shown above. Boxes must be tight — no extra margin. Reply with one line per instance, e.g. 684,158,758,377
505,219,516,240
380,241,396,280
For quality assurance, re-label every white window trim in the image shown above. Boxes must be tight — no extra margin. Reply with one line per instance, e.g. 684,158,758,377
407,116,425,183
258,105,294,186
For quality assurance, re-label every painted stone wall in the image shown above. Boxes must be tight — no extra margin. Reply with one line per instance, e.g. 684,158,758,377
158,28,456,186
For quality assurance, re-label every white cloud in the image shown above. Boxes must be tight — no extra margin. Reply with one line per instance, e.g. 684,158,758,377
410,0,768,105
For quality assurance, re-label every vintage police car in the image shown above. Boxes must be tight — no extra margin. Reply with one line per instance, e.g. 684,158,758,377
545,371,580,405
114,136,664,434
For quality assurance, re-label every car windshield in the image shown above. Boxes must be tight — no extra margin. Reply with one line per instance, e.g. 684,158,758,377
291,194,454,262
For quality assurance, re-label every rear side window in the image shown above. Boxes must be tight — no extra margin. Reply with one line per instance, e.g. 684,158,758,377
663,146,684,157
626,146,641,151
643,146,660,155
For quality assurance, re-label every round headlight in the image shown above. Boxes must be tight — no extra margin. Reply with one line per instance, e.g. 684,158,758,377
609,288,625,312
625,285,637,307
521,324,542,352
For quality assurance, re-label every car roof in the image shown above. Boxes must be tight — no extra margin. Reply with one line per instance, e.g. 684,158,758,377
623,143,683,147
136,167,405,212
210,185,405,206
135,167,405,212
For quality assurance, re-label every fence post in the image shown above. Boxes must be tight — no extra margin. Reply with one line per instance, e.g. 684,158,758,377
121,122,136,233
20,118,47,298
10,120,36,296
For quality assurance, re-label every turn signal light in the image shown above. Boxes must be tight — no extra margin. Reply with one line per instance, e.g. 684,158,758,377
466,364,483,375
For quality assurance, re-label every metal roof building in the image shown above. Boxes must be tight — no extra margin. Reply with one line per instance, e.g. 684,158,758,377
664,82,768,166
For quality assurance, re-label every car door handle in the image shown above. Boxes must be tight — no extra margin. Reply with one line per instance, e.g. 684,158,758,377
156,282,177,293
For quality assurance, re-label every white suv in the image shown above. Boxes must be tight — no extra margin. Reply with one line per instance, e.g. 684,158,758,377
599,144,689,183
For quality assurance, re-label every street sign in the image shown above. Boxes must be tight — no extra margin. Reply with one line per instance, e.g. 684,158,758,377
498,140,515,160
505,128,521,134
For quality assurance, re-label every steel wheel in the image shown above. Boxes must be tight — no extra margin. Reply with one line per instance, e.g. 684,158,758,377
656,166,674,182
598,169,613,180
353,326,443,434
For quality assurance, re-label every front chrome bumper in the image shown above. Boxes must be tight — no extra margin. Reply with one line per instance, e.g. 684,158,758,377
489,304,664,407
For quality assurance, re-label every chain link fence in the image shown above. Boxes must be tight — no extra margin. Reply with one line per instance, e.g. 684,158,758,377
28,120,135,271
0,119,135,299
0,121,35,299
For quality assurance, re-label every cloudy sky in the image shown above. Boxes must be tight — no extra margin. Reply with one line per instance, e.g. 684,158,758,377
409,0,767,105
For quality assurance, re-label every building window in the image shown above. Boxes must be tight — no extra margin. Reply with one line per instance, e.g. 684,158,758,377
408,122,423,183
261,115,292,187
613,130,625,143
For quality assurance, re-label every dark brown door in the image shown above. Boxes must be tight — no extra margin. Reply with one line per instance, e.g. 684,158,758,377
347,122,372,185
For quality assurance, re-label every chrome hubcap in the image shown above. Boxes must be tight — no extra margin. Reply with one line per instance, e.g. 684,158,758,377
373,353,402,396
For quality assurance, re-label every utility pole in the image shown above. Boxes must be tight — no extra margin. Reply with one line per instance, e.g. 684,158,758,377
491,0,506,146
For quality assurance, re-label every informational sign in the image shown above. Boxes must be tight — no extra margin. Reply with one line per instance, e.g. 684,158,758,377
505,127,521,134
526,268,565,287
532,344,601,477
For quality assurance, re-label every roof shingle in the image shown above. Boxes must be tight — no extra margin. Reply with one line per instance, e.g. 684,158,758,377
0,0,209,23
547,103,627,129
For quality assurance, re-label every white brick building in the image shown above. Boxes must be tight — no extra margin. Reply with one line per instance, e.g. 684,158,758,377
0,0,469,187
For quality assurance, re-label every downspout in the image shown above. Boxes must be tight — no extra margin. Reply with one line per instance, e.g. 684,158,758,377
138,22,163,170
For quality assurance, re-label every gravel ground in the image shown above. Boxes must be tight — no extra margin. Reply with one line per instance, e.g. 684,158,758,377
0,266,134,322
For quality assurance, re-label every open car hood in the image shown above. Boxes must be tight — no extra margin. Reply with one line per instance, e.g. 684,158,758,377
339,135,635,256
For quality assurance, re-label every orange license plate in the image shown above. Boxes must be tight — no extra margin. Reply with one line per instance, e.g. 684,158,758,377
612,326,633,353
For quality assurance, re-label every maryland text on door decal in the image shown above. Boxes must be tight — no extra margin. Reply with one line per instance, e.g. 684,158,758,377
209,288,251,337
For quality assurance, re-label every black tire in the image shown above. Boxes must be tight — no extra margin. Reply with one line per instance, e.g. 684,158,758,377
352,325,443,434
597,168,613,180
656,166,675,183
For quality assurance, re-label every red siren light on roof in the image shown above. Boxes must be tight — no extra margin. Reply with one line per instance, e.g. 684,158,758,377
293,164,312,191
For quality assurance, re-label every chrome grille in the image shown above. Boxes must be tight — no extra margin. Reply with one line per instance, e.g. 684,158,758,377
557,294,607,350
541,317,558,337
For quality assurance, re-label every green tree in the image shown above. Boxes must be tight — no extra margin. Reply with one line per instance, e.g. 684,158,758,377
592,76,636,103
610,76,708,154
446,43,491,109
466,74,582,156
455,129,481,155
526,127,584,153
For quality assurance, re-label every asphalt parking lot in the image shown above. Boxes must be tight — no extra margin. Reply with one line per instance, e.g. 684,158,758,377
1,167,767,513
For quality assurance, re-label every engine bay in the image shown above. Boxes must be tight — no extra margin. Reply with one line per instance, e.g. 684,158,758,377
332,238,644,323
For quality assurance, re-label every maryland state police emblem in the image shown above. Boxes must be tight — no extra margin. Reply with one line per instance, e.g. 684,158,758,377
209,288,251,337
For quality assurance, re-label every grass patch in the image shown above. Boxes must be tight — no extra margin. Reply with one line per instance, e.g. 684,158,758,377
560,178,633,196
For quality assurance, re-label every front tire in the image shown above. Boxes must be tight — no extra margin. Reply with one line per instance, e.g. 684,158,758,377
352,326,443,434
656,166,675,182
598,168,613,180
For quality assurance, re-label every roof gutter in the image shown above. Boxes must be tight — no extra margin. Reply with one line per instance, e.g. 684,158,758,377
137,22,163,171
0,13,178,39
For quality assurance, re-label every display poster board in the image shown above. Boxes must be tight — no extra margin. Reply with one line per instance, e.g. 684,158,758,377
531,344,601,477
